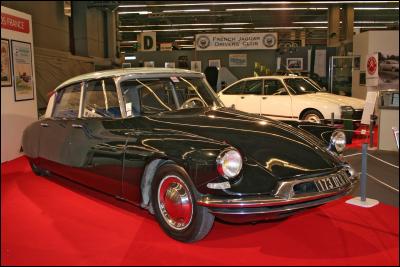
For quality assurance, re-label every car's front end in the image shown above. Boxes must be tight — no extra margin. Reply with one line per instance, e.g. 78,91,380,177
145,107,358,224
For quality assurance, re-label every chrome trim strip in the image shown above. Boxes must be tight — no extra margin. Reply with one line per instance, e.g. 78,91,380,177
197,168,357,208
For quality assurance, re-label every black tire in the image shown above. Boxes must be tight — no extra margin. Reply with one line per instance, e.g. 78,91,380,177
151,164,215,242
301,109,324,123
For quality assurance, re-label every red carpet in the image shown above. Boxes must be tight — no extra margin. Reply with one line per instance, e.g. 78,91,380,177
347,126,379,150
1,156,399,266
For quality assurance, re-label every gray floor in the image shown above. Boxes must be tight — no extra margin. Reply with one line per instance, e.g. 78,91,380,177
344,147,399,207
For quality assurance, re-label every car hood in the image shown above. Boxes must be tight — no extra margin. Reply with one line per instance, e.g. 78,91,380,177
296,92,365,109
134,107,343,178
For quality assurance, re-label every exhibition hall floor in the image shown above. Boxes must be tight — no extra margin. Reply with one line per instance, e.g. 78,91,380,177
1,157,399,266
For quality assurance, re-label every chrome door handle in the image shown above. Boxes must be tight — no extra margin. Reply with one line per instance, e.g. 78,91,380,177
72,124,83,129
40,123,49,127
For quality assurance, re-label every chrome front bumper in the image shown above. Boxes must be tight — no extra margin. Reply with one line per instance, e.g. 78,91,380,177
197,167,358,223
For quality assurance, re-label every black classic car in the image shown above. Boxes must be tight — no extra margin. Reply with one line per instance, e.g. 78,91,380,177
22,68,357,242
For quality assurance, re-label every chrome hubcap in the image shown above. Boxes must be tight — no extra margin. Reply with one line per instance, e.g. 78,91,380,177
158,175,193,230
305,114,321,123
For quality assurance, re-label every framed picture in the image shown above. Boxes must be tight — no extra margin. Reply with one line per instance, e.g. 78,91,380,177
1,39,12,87
165,62,175,68
286,58,303,70
144,61,154,67
359,71,366,85
208,59,221,68
11,40,34,101
191,61,202,72
353,56,360,70
229,54,247,67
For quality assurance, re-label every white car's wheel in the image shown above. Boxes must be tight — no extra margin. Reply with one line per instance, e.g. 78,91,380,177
301,110,324,124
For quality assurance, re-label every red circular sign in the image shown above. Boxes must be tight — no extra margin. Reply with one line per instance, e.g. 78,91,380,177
367,56,377,75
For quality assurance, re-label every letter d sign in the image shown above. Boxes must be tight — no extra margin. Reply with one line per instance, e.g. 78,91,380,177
139,32,156,51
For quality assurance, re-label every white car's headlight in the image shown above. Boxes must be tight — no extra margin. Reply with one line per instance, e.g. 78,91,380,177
216,149,243,179
330,130,346,153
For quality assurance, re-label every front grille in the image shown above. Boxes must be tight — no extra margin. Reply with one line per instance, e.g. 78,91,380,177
353,109,363,120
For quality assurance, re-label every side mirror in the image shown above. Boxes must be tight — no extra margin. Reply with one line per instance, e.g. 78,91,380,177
321,87,327,92
230,104,236,109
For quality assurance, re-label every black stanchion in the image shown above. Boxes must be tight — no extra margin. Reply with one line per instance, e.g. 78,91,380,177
331,112,334,126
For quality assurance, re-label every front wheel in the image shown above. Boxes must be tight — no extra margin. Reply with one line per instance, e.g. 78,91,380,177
151,164,214,242
301,110,324,124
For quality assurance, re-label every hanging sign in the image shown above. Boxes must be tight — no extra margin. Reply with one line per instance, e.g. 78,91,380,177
139,32,156,51
1,12,30,33
366,53,379,86
195,32,277,51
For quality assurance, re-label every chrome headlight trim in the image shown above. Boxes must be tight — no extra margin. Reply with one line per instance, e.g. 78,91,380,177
216,148,243,179
330,130,346,154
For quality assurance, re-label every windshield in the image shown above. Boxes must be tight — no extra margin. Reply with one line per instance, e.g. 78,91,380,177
284,78,322,95
120,76,223,116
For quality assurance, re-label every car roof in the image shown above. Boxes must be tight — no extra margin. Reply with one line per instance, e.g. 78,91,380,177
54,67,203,91
219,75,308,93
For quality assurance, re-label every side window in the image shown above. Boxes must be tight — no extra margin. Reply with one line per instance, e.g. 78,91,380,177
222,81,244,95
52,83,81,118
120,79,174,116
83,78,121,118
243,80,262,95
264,79,288,96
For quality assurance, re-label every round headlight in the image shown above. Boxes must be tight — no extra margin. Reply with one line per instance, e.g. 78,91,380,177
331,130,346,153
216,149,243,179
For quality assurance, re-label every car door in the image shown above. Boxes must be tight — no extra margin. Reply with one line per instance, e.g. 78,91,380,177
235,79,263,114
218,80,245,109
66,78,126,196
38,82,82,171
260,79,293,119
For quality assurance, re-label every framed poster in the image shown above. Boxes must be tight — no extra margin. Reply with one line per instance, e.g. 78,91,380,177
11,40,34,101
1,39,12,87
191,61,202,72
286,58,303,70
144,61,155,67
165,62,175,68
229,54,247,67
353,55,360,70
208,59,220,68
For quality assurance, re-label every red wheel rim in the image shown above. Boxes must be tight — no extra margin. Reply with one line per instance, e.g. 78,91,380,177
157,175,193,230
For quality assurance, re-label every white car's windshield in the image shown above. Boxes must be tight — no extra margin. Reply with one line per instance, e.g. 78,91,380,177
120,77,223,115
284,78,322,95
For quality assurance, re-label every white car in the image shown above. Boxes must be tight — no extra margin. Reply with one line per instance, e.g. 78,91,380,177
218,75,365,124
380,60,399,72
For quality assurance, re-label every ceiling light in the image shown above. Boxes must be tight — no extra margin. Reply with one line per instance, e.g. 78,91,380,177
125,56,137,60
119,22,252,28
120,40,138,43
183,36,195,39
354,7,399,10
254,26,305,29
221,27,255,30
355,26,388,29
226,7,328,11
118,11,152,15
174,39,192,42
118,1,398,8
162,9,210,13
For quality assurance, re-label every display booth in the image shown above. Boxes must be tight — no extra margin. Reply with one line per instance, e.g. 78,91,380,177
1,6,38,162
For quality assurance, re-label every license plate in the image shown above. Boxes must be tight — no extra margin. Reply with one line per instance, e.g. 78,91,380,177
314,173,350,192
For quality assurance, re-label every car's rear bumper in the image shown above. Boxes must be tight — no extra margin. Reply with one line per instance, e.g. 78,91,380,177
197,167,358,223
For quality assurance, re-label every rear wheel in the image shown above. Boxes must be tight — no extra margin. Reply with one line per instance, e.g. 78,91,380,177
301,110,324,124
151,164,214,242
